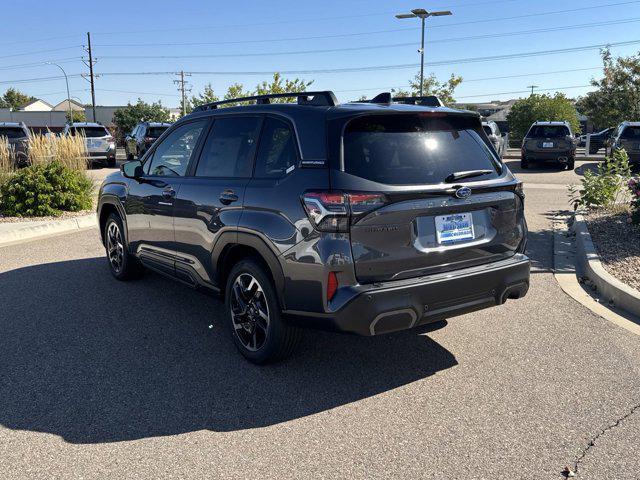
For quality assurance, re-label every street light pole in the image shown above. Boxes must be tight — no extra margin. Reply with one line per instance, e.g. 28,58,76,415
396,9,452,98
46,62,72,122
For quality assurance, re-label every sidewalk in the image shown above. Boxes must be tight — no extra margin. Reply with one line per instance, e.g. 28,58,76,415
0,213,97,247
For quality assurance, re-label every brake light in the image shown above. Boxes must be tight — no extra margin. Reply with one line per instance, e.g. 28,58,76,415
144,136,154,142
301,191,387,232
327,272,338,302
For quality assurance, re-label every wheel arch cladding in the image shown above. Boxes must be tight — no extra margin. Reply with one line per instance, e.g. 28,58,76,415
215,233,286,309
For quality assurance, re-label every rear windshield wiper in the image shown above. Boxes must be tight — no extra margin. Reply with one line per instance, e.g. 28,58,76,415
444,169,494,183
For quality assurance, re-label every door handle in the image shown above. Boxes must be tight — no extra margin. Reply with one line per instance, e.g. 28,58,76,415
162,187,176,199
219,190,239,205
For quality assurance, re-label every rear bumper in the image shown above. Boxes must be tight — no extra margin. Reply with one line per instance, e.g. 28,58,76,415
87,151,116,162
524,150,574,162
284,254,530,336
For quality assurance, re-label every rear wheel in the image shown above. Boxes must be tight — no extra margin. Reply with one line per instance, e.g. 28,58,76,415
567,158,575,171
106,157,116,168
225,259,300,364
104,213,142,280
521,156,529,169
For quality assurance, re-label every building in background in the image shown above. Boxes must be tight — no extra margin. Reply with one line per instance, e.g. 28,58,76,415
19,99,53,112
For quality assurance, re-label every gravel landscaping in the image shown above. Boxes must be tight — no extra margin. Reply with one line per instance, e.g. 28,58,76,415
584,209,640,291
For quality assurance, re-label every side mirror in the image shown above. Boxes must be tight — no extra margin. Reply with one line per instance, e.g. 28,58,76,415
121,160,144,179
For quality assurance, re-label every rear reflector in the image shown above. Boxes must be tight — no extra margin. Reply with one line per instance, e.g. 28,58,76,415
327,272,338,302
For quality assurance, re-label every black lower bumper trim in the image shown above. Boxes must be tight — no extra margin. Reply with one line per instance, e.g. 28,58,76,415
284,254,530,336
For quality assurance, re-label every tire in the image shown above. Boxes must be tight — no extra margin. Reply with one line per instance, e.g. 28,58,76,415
104,213,143,280
106,157,116,168
225,259,300,364
567,158,575,171
126,150,134,161
520,156,529,169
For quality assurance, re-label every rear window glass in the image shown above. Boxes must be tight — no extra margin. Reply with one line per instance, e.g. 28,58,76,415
343,114,500,185
0,127,27,139
70,127,109,138
621,127,640,139
527,125,570,138
147,127,168,138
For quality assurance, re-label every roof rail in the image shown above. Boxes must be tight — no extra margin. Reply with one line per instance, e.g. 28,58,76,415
193,91,338,112
392,96,444,107
354,92,444,107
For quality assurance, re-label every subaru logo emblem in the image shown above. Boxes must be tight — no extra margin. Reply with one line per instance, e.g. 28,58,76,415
454,187,472,199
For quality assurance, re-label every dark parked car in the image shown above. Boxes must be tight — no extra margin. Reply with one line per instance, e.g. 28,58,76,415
125,122,172,160
0,121,30,167
98,91,530,363
482,120,506,158
63,122,116,167
579,127,613,154
521,121,577,170
606,122,640,165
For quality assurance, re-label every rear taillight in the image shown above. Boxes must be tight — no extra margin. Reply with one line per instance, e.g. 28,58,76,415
327,272,338,302
144,136,154,143
301,191,387,232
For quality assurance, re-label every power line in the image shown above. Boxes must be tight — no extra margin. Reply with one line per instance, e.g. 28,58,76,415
96,18,640,61
93,14,640,50
455,84,594,99
0,45,81,60
0,57,80,72
91,0,521,36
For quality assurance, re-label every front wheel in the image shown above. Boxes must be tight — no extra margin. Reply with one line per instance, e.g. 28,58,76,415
104,213,143,280
521,156,529,169
225,259,300,364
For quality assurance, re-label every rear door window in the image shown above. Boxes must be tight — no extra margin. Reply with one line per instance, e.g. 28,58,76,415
254,117,298,178
527,125,570,138
194,116,261,178
147,127,169,138
343,114,500,185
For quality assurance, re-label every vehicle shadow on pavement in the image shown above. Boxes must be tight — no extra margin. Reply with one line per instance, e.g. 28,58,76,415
0,258,457,444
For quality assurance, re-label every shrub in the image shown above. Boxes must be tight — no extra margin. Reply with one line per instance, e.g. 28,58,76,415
569,148,631,210
0,161,93,217
629,177,640,224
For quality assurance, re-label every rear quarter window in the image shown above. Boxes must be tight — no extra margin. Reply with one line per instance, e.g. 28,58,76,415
0,127,28,139
343,114,500,185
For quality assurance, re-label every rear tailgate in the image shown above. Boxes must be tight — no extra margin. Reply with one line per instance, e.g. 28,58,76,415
334,112,526,284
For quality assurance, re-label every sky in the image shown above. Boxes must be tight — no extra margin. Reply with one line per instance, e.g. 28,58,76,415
1,0,640,108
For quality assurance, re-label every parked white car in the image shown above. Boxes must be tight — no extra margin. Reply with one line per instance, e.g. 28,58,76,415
62,122,116,167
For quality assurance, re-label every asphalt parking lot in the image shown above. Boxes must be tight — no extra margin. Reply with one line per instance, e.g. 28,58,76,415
2,157,639,479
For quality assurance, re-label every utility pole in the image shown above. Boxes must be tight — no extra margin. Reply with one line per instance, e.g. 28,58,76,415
82,33,98,122
527,85,539,96
174,71,192,116
87,32,97,122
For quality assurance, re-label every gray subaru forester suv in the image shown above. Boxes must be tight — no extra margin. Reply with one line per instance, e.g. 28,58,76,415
97,91,530,364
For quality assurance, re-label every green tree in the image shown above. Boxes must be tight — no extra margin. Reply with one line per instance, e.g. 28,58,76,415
113,99,171,134
576,48,640,129
507,93,581,141
0,88,36,110
190,83,219,110
254,72,314,102
392,72,463,105
66,110,86,123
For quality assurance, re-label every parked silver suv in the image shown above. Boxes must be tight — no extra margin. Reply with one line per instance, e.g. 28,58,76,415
482,120,506,158
63,122,116,167
0,122,30,167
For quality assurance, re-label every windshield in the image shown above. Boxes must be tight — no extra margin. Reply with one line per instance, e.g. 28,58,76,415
527,125,570,138
147,127,169,138
70,127,109,138
621,126,640,140
0,127,27,139
343,114,500,185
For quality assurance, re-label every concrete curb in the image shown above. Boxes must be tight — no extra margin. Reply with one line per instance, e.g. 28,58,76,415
573,213,640,318
0,213,97,247
553,215,640,337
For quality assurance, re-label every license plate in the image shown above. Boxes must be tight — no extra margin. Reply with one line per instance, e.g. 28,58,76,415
435,212,474,244
543,142,554,148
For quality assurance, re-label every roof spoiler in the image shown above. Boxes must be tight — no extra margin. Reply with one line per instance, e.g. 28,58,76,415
193,91,338,112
